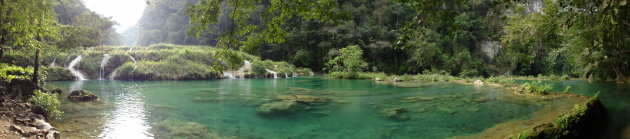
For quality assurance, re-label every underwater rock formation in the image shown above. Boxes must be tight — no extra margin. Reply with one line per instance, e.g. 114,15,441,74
67,90,99,102
381,107,410,121
257,100,301,115
257,95,331,116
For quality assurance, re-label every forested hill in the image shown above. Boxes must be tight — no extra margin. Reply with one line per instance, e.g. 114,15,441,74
124,0,629,81
131,0,220,46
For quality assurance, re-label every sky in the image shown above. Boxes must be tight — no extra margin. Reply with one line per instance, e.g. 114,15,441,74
82,0,147,33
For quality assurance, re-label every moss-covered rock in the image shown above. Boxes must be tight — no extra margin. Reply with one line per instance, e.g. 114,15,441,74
67,90,99,102
518,98,608,139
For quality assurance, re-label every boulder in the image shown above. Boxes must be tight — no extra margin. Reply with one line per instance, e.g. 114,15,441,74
374,78,383,81
393,78,403,82
382,107,410,121
67,90,99,102
257,100,300,115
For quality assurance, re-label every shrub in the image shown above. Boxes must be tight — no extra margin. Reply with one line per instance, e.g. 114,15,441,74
28,90,63,119
325,45,367,77
520,81,553,95
43,67,74,81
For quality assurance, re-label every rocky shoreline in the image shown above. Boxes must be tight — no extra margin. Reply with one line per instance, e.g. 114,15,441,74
0,97,59,139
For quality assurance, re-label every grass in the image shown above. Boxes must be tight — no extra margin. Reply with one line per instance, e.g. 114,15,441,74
519,81,553,95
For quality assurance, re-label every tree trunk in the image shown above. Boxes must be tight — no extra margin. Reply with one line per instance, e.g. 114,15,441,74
32,49,40,85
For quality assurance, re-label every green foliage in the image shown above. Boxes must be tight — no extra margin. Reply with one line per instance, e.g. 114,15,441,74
0,64,34,82
28,90,63,119
0,0,60,61
325,45,367,78
563,86,572,93
520,81,553,95
187,0,345,52
42,67,73,81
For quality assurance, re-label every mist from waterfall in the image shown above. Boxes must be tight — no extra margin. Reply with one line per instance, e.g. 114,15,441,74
68,55,87,80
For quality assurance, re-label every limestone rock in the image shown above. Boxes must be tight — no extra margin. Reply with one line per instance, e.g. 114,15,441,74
67,90,99,102
375,78,383,81
393,78,403,82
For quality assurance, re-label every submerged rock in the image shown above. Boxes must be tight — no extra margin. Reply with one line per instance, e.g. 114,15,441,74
257,100,301,115
276,95,330,105
67,90,99,102
469,97,492,103
382,107,410,121
152,120,223,139
436,106,456,115
400,96,438,103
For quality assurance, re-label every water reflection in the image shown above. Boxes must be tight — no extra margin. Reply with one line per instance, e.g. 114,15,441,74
99,84,151,138
69,80,84,91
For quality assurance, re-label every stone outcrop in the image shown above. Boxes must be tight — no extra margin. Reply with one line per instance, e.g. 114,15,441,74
0,98,59,139
67,90,99,102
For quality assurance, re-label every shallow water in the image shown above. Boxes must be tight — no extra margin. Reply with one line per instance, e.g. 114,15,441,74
47,78,596,138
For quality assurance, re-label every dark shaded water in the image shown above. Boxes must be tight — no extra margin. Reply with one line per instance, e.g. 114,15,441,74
45,78,628,138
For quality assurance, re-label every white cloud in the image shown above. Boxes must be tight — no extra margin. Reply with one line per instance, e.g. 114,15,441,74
82,0,146,33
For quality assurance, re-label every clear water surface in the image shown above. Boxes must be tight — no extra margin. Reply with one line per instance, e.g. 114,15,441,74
46,77,628,138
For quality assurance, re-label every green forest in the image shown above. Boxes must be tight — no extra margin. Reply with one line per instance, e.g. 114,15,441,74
0,0,629,138
2,0,628,81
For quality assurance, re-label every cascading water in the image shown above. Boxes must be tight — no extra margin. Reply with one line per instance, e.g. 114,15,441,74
100,54,111,80
109,68,119,80
223,72,236,79
49,59,56,67
68,55,87,80
265,69,278,79
285,73,289,78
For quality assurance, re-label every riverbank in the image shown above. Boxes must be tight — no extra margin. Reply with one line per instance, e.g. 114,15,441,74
0,97,59,139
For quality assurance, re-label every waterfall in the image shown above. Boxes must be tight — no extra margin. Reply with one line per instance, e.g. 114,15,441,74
223,72,235,79
128,55,137,64
48,59,56,67
109,68,119,80
285,73,289,78
265,69,278,79
68,55,87,80
100,54,111,80
309,72,314,76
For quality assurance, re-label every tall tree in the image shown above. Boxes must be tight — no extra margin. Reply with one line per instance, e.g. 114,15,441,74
0,0,60,59
187,0,344,53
